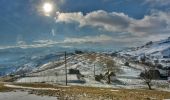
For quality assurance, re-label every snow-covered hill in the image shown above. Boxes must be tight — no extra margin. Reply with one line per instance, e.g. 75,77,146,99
15,52,170,90
0,46,73,76
119,37,170,67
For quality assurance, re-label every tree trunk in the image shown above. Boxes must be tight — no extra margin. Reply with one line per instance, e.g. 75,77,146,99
108,75,111,84
146,82,152,90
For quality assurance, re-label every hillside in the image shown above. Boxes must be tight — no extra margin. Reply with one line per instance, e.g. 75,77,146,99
12,52,169,91
119,37,170,68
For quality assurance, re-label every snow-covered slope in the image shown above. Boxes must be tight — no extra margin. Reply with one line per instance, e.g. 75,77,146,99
0,46,73,76
16,53,169,89
122,37,170,57
120,37,170,61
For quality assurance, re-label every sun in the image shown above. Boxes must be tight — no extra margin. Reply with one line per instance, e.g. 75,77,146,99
43,3,53,13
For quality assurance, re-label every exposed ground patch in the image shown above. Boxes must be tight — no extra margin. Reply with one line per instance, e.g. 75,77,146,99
6,83,170,100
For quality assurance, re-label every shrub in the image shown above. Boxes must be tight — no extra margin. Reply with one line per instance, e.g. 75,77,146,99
124,62,129,66
95,74,104,81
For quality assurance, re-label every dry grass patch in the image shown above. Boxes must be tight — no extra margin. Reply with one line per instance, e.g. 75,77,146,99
0,83,13,92
13,83,170,100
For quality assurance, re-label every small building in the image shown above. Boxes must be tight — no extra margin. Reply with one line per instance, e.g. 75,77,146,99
69,69,80,74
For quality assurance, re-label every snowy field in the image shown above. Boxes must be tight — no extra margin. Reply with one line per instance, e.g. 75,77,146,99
0,91,57,100
15,53,170,90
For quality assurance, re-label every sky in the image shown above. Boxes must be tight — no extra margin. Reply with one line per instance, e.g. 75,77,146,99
0,0,170,50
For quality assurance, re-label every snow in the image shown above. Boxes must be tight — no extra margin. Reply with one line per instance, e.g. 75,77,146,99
17,75,82,84
14,51,170,91
0,91,57,100
118,38,170,78
119,37,170,61
116,66,142,78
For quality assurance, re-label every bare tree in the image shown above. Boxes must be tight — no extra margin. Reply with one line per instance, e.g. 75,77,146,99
140,64,160,90
139,55,153,90
97,55,119,84
105,59,118,84
140,68,153,90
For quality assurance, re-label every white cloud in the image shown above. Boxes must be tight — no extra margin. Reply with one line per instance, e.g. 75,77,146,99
129,11,170,35
17,41,26,45
0,40,60,50
55,10,170,36
0,33,169,50
63,34,113,44
56,12,83,23
0,44,52,50
1,9,170,49
0,35,113,49
56,10,131,33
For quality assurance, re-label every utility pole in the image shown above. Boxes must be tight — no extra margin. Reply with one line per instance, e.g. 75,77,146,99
65,51,68,86
94,64,95,77
166,61,168,76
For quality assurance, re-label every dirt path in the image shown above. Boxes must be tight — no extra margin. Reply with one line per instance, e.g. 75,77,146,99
4,84,70,91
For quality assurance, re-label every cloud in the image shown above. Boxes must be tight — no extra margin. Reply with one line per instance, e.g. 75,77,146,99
17,41,26,45
144,0,170,6
34,35,113,45
0,40,60,50
1,9,169,49
0,44,52,50
56,10,131,33
55,10,170,36
0,35,113,49
129,11,170,35
63,34,113,44
0,33,169,50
